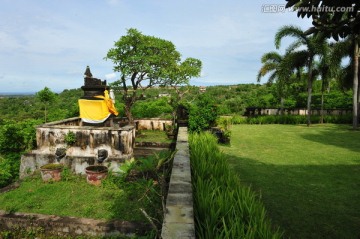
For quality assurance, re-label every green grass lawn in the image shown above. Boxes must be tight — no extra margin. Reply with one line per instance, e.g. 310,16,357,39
135,130,174,143
0,171,162,223
220,124,360,239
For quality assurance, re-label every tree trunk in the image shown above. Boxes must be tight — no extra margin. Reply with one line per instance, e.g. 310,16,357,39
280,97,285,115
353,40,359,129
320,86,325,124
307,60,313,127
44,104,47,123
124,92,137,125
125,104,133,125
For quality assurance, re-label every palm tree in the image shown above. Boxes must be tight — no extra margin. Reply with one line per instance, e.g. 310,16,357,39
257,51,286,113
257,50,306,114
275,25,327,126
312,41,335,123
331,37,360,128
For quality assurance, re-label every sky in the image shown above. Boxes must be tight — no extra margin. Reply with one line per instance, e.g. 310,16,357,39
0,0,313,93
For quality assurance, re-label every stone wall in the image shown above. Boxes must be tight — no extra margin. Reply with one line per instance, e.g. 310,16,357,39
161,127,195,239
134,118,172,131
0,210,151,238
20,117,135,178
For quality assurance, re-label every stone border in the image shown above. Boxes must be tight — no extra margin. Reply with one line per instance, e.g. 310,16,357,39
161,127,195,239
0,210,151,238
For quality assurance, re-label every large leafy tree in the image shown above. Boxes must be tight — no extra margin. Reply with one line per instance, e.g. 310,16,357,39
105,28,201,124
285,0,360,128
275,25,327,126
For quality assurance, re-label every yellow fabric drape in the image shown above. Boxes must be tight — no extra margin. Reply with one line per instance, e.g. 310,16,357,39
78,90,118,123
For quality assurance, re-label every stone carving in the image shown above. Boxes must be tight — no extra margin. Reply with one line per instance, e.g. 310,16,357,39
97,149,108,163
55,147,67,162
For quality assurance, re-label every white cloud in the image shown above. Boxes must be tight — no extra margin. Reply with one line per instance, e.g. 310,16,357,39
105,73,117,80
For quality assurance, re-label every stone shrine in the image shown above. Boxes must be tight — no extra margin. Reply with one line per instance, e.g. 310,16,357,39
20,67,135,178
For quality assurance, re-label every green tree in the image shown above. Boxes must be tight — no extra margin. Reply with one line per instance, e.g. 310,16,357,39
257,51,300,114
105,28,201,124
36,87,56,123
275,25,327,126
285,0,359,128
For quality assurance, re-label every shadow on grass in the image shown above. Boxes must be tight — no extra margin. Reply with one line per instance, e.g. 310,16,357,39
224,154,360,239
300,125,360,154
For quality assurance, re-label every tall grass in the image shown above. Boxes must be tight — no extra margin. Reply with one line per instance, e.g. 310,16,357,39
189,133,282,239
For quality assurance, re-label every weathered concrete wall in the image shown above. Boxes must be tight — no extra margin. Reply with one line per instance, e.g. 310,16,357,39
161,127,195,239
0,210,151,238
35,119,134,156
20,118,135,178
134,118,172,131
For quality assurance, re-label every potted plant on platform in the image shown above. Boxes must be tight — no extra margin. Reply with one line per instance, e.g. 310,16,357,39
40,163,64,182
85,165,108,186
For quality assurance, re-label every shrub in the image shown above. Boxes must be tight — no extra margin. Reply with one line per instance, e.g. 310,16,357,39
132,98,173,119
64,131,76,146
189,133,283,238
188,94,219,133
230,114,352,125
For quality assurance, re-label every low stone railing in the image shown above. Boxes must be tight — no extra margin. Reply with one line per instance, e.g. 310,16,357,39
161,127,195,239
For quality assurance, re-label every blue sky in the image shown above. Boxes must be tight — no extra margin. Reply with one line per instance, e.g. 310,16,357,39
0,0,312,93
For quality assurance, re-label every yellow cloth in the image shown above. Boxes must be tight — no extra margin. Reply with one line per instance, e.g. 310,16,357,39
79,90,118,123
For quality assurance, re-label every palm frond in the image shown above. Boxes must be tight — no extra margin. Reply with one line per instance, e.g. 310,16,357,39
275,25,305,49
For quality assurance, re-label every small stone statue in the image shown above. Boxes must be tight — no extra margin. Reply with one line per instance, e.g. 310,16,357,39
55,147,67,162
97,149,108,163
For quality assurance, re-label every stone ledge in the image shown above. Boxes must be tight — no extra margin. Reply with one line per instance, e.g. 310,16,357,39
161,127,195,239
0,210,151,237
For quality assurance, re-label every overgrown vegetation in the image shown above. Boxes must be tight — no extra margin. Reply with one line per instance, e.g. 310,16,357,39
0,151,173,238
189,133,283,239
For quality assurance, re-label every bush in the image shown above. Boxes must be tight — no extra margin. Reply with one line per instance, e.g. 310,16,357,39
0,153,21,188
0,119,39,188
230,114,352,125
190,133,283,238
132,98,173,118
188,94,219,133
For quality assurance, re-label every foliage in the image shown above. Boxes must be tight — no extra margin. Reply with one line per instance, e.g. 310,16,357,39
188,93,219,133
0,151,174,237
189,132,283,239
105,28,201,123
0,120,39,154
230,114,352,125
285,0,360,129
35,87,57,123
0,153,22,188
132,97,173,119
64,131,76,146
0,155,13,188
